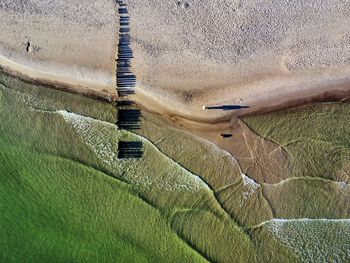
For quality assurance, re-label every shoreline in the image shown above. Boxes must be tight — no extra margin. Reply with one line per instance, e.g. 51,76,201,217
0,58,118,103
1,59,350,123
131,76,350,124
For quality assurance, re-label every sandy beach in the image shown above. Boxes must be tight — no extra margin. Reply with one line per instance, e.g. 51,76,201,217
125,0,350,121
0,0,118,100
2,0,350,120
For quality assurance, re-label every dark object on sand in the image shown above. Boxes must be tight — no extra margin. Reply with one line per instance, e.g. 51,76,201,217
204,105,250,111
220,133,233,138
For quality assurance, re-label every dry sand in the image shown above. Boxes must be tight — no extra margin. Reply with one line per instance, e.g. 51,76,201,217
0,0,118,100
1,0,350,119
127,0,350,120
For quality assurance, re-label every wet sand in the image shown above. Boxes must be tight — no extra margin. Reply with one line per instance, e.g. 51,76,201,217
0,58,117,102
131,75,350,124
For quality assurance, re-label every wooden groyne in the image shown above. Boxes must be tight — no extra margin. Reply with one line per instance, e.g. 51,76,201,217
116,0,143,159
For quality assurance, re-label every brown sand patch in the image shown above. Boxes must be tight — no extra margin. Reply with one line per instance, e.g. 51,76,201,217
172,113,292,184
238,120,292,184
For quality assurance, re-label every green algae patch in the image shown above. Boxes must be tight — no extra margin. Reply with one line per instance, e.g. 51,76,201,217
0,86,4,112
244,102,350,181
0,147,206,263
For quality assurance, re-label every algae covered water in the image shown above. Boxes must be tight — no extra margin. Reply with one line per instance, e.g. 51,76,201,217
0,72,257,263
1,71,350,263
0,72,209,262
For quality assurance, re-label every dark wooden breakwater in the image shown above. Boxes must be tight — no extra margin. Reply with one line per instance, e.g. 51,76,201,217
118,141,143,159
116,0,143,159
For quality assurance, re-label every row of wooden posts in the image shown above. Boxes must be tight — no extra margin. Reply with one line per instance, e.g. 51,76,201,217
116,0,143,159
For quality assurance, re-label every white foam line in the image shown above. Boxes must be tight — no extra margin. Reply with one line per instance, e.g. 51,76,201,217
27,108,350,195
161,126,268,205
57,110,210,191
263,176,350,187
252,218,350,229
119,132,211,191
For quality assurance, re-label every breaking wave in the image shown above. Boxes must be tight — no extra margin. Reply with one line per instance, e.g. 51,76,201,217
58,110,210,192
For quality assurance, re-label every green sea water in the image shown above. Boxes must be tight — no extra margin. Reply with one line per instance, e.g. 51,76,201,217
1,70,350,263
0,72,259,263
0,73,209,262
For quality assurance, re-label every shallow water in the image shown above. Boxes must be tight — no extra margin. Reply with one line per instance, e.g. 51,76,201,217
0,72,256,262
1,71,350,263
